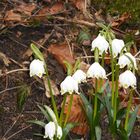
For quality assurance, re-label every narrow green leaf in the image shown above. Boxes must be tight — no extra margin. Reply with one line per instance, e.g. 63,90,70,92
63,60,73,75
127,106,139,136
95,126,101,140
79,93,93,127
17,85,29,111
38,105,51,121
61,123,77,140
28,120,46,127
44,105,58,124
30,43,44,61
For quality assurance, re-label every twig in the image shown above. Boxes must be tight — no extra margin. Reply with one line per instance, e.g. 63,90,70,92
0,68,29,77
0,85,23,94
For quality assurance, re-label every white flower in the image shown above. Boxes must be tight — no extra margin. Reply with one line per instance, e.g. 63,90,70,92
72,70,86,83
44,122,56,140
57,125,62,139
91,34,109,55
87,62,107,79
119,70,136,89
29,59,45,78
111,39,125,57
44,122,63,140
60,76,79,95
118,52,137,70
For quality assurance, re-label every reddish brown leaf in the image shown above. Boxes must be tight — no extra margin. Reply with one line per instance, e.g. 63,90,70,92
64,95,88,135
48,43,75,70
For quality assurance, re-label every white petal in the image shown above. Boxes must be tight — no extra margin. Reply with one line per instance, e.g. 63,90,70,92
111,39,125,57
72,70,86,83
87,62,107,79
119,70,136,89
29,59,45,78
60,76,79,95
91,34,109,55
44,122,56,140
57,126,62,139
118,53,137,69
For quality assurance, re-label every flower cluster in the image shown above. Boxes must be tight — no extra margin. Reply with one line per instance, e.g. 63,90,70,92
44,122,62,140
91,33,137,89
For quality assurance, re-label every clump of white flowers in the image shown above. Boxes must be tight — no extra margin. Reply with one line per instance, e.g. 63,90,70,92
118,52,137,70
119,70,136,89
91,34,109,55
72,69,86,83
87,62,107,79
60,76,79,95
29,59,45,78
44,121,62,140
111,38,125,57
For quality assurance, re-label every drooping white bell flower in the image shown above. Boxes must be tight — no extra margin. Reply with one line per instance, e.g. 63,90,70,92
111,39,125,57
29,59,45,78
119,70,136,89
118,52,137,70
60,76,79,95
72,70,86,83
87,62,107,79
91,34,109,55
44,122,56,140
57,125,62,139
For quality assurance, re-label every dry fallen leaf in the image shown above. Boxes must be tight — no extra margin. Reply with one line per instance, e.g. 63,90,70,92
43,78,60,98
48,43,75,71
0,52,10,66
64,95,89,135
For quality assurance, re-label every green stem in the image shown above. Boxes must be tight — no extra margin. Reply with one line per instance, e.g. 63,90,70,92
113,64,119,123
93,78,98,121
44,64,59,120
124,90,133,131
64,94,73,127
59,94,67,126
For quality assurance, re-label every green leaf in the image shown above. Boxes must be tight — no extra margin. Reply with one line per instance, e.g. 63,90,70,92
33,133,44,137
127,105,139,136
95,126,101,140
117,127,128,140
63,60,73,75
77,30,90,44
17,85,29,111
117,107,126,120
79,93,93,128
28,120,46,127
61,123,77,140
44,105,58,124
38,105,51,121
73,59,81,73
30,43,44,61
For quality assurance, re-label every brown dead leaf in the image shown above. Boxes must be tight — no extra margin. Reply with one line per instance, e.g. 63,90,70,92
17,3,36,16
4,10,22,22
111,12,131,27
64,95,88,135
38,2,64,15
43,78,59,98
48,43,75,71
0,52,10,66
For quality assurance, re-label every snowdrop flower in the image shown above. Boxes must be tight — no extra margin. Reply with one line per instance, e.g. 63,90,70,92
60,76,79,95
91,34,109,55
44,122,62,140
44,122,56,140
119,70,136,89
111,39,125,57
29,59,45,78
87,62,107,79
57,125,62,139
118,52,137,70
72,70,86,83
